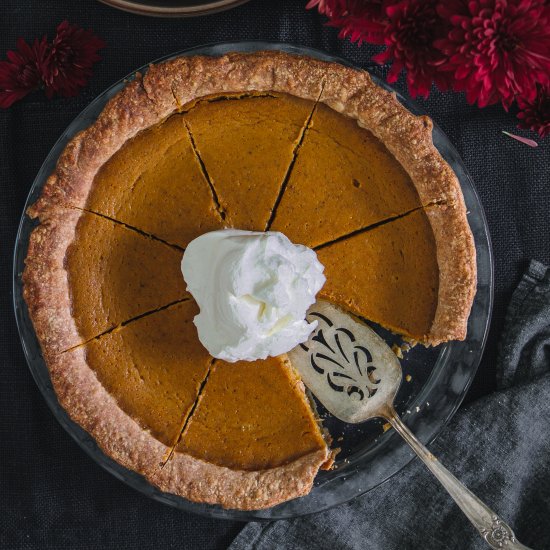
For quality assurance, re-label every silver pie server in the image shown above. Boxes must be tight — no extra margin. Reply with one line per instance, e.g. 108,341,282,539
289,300,531,550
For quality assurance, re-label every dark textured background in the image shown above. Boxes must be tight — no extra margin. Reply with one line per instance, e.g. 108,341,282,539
1,1,549,548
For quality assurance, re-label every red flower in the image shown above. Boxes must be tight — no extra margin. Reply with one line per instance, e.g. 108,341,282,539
42,21,105,98
306,0,393,44
435,0,550,110
0,22,105,108
0,37,48,108
517,83,550,138
372,0,452,98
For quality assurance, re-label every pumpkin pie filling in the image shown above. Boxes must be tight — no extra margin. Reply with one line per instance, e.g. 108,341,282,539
269,102,445,247
69,300,213,448
183,93,317,231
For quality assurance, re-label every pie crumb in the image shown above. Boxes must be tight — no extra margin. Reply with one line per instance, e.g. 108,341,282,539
392,344,403,359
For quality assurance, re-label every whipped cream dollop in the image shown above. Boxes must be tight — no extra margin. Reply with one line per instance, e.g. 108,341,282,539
181,229,326,362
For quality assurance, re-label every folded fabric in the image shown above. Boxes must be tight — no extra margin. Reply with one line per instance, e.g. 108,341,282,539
231,260,550,550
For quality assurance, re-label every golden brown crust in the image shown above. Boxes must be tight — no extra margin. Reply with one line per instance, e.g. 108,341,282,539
47,345,168,477
425,203,477,345
23,208,84,353
24,50,476,509
152,447,329,510
142,51,327,115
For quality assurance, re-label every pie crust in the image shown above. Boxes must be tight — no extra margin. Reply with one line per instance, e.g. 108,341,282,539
24,51,476,509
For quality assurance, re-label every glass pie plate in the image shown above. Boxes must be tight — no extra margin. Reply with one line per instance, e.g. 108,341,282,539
13,42,493,521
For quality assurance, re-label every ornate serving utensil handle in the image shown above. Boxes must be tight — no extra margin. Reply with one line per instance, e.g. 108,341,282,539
290,301,533,550
383,406,531,550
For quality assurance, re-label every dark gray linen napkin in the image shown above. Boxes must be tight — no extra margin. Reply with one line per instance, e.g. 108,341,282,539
230,260,550,550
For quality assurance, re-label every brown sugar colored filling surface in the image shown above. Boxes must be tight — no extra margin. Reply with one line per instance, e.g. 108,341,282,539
23,52,476,510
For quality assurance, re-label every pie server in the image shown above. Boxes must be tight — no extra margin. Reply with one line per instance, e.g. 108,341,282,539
289,301,531,550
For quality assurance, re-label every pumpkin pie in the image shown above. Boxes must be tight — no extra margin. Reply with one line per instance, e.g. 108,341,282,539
270,102,448,247
47,301,213,469
81,300,211,449
24,51,476,510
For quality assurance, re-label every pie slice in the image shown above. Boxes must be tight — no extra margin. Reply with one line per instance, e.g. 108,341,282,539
24,208,187,353
86,113,225,248
270,102,446,248
153,356,330,510
48,300,212,470
184,93,315,230
318,205,475,345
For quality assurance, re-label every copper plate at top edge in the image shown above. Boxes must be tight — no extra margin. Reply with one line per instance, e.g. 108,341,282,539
98,0,251,17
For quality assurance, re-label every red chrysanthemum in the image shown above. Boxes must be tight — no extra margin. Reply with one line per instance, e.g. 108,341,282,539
435,0,550,110
0,37,49,108
306,0,394,44
516,83,550,138
42,21,105,98
372,0,452,98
